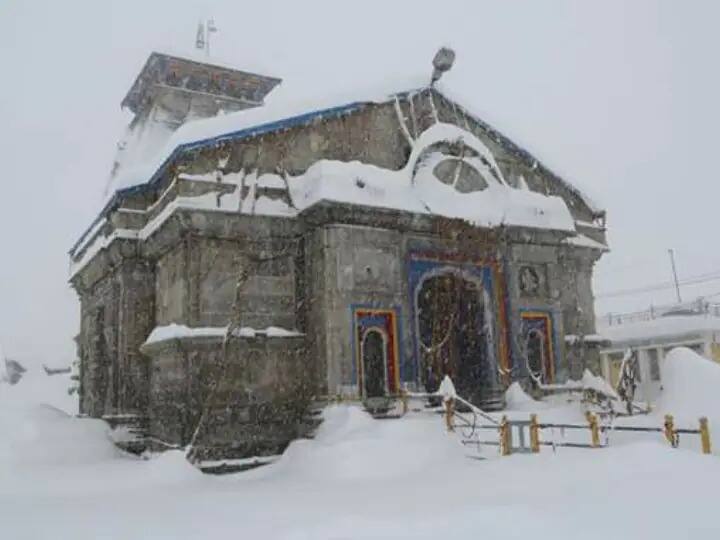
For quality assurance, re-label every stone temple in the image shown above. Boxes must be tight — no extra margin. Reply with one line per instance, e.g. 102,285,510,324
69,50,608,466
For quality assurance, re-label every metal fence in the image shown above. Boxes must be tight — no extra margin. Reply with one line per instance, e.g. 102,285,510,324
600,299,720,327
455,410,712,456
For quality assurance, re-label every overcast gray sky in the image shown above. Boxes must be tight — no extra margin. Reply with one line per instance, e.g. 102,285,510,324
1,0,718,364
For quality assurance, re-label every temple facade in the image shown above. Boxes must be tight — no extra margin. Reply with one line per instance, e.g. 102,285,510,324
69,51,608,465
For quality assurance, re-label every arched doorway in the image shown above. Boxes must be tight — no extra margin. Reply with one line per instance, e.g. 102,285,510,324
526,329,547,383
361,328,388,398
521,312,554,385
416,271,491,406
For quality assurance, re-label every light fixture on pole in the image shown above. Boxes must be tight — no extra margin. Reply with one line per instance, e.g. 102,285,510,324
431,47,456,86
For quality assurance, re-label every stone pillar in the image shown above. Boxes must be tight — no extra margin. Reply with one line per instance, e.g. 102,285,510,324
73,277,116,418
116,259,155,417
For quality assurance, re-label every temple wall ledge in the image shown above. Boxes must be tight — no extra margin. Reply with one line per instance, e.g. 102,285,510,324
140,323,305,354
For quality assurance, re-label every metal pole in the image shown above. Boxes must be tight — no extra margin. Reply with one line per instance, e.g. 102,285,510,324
668,249,682,303
530,414,540,453
700,417,712,455
205,19,210,57
206,19,217,58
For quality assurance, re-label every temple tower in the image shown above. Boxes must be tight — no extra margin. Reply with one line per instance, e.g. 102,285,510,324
110,52,281,183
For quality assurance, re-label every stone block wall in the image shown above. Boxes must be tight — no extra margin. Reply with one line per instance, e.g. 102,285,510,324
318,224,405,395
141,333,311,460
76,255,154,419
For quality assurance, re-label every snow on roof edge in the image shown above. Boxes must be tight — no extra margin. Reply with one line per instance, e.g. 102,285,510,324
72,83,601,256
431,85,605,216
69,99,376,256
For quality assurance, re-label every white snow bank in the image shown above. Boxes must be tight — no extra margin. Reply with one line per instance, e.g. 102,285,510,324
581,369,620,400
0,367,115,468
265,405,465,483
3,398,720,537
504,382,539,411
0,365,78,415
655,347,720,426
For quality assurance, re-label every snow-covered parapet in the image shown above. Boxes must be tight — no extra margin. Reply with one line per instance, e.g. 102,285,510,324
143,323,304,347
70,121,582,279
564,334,610,346
144,324,228,345
234,327,304,338
244,123,576,232
562,233,608,252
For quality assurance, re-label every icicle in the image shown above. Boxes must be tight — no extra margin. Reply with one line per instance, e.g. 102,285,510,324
451,101,466,130
428,90,439,124
408,93,419,138
240,170,258,214
393,96,414,147
517,175,530,191
217,152,230,170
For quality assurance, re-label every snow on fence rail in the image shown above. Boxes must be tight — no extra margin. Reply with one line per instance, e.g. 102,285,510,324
450,408,713,456
321,385,712,457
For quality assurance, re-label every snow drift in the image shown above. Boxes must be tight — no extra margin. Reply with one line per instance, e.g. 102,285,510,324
655,347,720,426
0,367,116,468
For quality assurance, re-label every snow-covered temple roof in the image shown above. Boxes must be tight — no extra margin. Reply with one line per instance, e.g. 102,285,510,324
71,76,606,258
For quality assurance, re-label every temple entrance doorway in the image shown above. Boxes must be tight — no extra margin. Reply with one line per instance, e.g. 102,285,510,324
416,271,490,407
361,328,388,398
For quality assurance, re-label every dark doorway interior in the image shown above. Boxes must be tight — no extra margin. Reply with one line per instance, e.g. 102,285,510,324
522,317,553,385
362,329,386,398
526,329,546,382
417,273,489,406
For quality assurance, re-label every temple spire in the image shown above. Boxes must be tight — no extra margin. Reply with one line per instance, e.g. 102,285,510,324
195,19,218,57
195,21,205,51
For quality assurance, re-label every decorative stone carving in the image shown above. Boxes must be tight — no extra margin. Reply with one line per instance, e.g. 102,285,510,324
519,265,542,296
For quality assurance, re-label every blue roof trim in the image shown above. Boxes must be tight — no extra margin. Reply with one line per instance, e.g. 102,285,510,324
69,99,375,256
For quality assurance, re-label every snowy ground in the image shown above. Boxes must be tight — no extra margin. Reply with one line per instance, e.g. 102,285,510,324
2,349,720,539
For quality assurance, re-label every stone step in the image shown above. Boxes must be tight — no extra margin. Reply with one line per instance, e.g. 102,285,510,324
103,414,149,455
